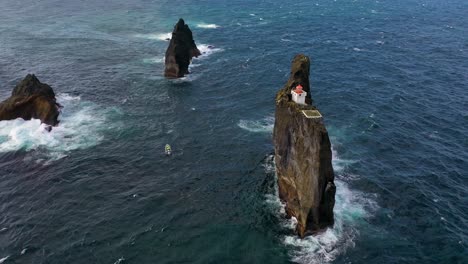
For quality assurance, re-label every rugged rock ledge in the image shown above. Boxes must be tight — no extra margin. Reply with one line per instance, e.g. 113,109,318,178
0,74,60,127
164,18,201,78
273,54,336,238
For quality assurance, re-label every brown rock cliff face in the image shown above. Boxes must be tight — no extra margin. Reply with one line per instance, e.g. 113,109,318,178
273,54,336,238
164,19,201,78
0,74,60,127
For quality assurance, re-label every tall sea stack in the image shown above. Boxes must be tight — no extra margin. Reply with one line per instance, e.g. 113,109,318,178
273,54,336,238
0,74,60,127
164,18,201,78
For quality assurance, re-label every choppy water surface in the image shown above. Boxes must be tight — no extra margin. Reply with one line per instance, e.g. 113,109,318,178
0,0,467,263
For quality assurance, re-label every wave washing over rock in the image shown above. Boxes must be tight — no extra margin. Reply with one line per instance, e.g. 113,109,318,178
0,93,121,161
264,149,378,264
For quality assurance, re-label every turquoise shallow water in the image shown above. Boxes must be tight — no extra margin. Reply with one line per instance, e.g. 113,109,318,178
0,0,467,263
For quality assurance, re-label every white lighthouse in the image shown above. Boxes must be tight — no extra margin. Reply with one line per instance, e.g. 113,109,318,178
291,84,307,105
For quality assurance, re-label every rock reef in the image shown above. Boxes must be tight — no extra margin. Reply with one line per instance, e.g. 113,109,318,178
0,74,60,127
273,54,336,238
164,19,201,78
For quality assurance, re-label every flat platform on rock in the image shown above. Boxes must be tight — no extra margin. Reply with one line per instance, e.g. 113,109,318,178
302,110,322,119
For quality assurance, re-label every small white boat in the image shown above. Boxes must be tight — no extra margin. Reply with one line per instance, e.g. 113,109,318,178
165,144,172,156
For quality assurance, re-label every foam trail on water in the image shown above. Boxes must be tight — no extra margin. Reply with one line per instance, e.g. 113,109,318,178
0,93,120,161
196,23,220,29
238,116,274,133
134,32,171,41
264,146,377,264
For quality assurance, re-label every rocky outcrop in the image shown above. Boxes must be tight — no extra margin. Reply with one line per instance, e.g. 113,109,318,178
164,19,201,78
273,54,336,238
0,74,60,127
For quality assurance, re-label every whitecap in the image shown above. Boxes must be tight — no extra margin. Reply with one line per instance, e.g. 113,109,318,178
196,23,220,29
353,47,362,51
142,56,165,64
238,116,274,133
134,32,171,41
0,93,120,161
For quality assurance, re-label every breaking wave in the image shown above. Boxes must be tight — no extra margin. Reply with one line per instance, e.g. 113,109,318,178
196,44,224,59
238,116,274,133
0,93,121,161
264,146,377,263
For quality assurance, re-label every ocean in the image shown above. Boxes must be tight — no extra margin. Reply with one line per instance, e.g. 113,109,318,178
0,0,467,263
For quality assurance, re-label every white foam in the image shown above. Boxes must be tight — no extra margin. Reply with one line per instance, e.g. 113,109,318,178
238,116,274,133
0,256,9,263
265,147,377,264
113,257,125,264
353,47,362,51
170,73,202,83
332,147,357,173
196,23,220,29
195,44,224,59
142,56,165,64
0,93,120,161
134,32,171,41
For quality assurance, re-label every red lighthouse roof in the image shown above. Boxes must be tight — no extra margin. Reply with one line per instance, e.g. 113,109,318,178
294,84,304,94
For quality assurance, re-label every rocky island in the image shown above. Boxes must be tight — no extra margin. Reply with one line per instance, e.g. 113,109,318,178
273,54,336,238
0,74,61,128
164,19,201,78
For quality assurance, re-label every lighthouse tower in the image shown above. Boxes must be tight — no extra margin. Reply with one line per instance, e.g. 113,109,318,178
291,84,307,105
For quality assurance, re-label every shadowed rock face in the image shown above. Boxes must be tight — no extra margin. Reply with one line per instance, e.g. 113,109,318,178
0,74,60,127
164,18,201,78
273,54,336,238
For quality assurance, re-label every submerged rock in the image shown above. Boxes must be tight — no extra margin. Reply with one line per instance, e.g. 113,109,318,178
0,74,60,127
273,54,336,238
164,18,201,78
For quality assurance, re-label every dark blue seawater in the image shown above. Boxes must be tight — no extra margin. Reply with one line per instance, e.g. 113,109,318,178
0,0,467,263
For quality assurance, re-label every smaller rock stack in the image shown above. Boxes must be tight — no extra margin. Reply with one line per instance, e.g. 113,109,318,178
164,19,201,78
0,74,61,127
